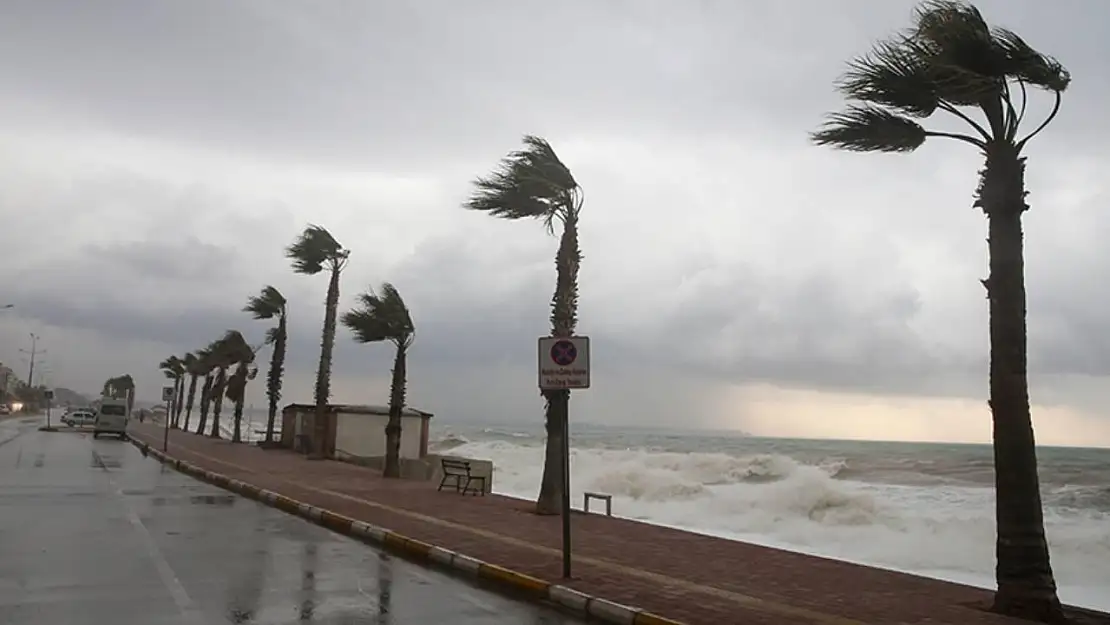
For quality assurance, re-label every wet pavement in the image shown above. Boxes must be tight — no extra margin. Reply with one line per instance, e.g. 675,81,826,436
0,419,585,625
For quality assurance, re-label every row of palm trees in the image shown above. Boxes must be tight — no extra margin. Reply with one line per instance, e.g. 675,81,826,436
144,1,1065,620
154,227,416,478
157,329,257,443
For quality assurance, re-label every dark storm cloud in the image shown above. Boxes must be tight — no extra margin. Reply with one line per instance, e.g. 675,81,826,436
1,0,1109,424
3,0,1106,168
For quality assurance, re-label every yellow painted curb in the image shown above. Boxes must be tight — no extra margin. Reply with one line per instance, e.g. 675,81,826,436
634,611,688,625
477,563,551,596
319,509,354,533
383,531,433,559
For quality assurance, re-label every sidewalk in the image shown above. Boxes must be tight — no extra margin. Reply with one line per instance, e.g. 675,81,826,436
127,423,1096,625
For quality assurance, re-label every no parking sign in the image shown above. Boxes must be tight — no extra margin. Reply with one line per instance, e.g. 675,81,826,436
537,336,591,390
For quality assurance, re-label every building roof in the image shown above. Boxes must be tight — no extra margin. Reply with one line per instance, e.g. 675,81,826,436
282,403,433,418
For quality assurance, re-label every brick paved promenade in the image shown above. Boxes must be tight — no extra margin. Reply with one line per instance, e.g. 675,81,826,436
129,423,1104,625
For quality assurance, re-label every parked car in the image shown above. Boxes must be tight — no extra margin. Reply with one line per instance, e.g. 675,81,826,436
0,404,10,415
62,409,97,428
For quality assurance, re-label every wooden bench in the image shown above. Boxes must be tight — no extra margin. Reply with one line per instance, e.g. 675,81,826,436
584,491,613,516
437,458,486,496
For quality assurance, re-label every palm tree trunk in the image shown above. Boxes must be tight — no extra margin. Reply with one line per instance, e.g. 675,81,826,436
169,376,178,428
232,363,247,443
183,374,198,432
174,375,186,426
124,385,135,416
536,215,581,515
978,145,1063,622
210,368,226,438
197,375,212,435
171,375,183,428
383,345,407,479
232,398,244,442
310,267,340,459
265,315,287,444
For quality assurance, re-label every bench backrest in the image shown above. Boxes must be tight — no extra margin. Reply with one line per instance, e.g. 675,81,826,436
441,459,472,475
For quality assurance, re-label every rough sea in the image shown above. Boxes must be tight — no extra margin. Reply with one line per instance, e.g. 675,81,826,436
427,421,1110,611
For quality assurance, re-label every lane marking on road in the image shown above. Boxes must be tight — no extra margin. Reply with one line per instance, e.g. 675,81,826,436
95,448,207,625
146,434,865,625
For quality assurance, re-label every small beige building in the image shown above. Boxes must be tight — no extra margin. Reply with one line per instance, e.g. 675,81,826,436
280,403,432,460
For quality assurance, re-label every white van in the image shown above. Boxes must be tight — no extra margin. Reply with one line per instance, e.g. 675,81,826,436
93,398,129,439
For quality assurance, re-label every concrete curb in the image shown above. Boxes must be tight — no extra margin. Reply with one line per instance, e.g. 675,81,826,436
131,438,684,625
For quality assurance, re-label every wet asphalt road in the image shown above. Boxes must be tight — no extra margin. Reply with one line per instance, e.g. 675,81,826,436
0,418,586,625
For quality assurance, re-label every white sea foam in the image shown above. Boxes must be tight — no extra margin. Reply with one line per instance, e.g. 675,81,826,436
440,437,1110,612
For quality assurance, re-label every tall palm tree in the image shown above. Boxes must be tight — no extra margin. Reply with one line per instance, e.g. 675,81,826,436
181,351,202,432
341,283,415,478
173,355,189,426
466,135,583,515
243,286,288,444
286,225,349,459
810,2,1069,621
195,350,218,436
206,337,234,439
220,330,258,443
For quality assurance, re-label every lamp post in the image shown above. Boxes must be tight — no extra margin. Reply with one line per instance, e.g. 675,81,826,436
20,333,42,388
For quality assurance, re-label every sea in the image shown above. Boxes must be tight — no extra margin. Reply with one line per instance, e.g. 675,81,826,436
229,412,1110,611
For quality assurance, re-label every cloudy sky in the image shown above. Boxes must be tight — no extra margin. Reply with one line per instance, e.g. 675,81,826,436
1,0,1108,446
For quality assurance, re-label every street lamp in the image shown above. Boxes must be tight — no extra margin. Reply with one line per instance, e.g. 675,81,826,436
19,333,42,388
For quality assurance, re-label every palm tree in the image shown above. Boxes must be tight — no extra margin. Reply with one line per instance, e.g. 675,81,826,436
810,2,1069,621
341,283,415,478
158,356,185,427
286,225,349,459
243,286,288,444
195,351,218,436
206,336,234,439
181,352,202,432
466,135,583,515
173,356,189,426
220,330,258,443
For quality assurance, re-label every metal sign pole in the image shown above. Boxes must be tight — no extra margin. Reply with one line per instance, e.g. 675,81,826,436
561,397,572,578
161,386,174,451
162,399,170,451
537,336,590,582
44,389,54,429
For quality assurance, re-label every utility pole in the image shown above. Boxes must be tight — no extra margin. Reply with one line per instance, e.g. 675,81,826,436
20,333,42,387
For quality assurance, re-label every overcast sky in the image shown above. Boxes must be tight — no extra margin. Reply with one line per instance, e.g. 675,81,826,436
1,0,1108,445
